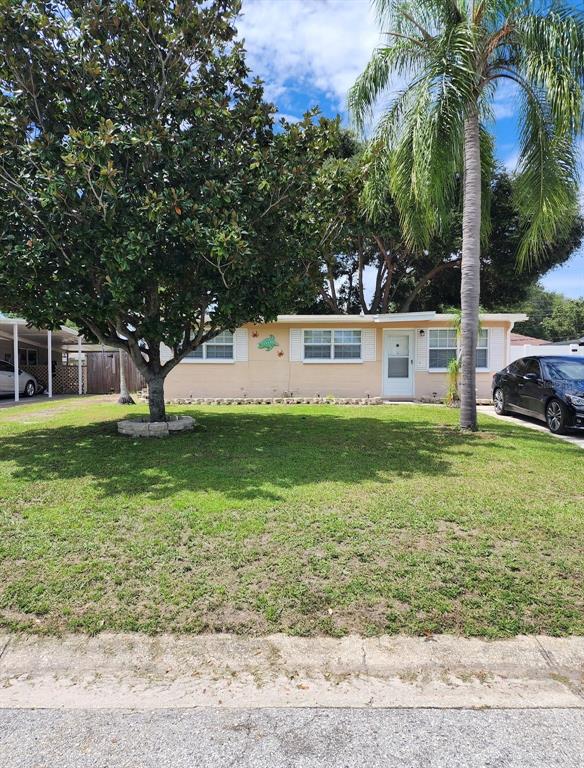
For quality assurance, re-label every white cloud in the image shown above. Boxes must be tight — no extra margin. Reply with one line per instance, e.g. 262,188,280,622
238,0,381,114
276,112,301,123
492,78,519,121
503,150,520,172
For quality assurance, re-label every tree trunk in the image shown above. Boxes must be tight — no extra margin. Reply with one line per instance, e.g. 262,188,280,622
460,109,481,431
147,375,166,422
117,349,135,405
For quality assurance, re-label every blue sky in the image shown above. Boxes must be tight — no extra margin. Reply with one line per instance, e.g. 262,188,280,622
238,0,584,299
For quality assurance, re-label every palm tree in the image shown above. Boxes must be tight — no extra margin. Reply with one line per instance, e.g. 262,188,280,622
349,0,584,430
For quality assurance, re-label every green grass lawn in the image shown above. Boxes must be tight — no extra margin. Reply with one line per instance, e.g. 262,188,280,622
0,396,582,637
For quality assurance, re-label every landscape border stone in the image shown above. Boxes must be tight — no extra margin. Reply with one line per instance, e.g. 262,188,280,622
117,414,195,437
137,394,493,406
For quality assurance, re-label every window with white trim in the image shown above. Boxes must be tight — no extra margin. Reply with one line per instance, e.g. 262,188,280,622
476,328,488,368
428,328,489,370
303,329,361,361
185,331,234,360
428,329,457,370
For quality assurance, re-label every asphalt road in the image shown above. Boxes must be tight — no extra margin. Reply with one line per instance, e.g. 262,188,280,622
1,708,583,768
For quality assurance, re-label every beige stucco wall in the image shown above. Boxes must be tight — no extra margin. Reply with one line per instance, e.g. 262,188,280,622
164,320,510,401
164,322,382,399
415,372,494,400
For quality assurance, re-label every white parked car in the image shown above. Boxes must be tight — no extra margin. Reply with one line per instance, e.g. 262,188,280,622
0,361,40,397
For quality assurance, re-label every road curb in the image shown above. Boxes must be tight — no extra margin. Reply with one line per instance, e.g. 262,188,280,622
1,633,583,710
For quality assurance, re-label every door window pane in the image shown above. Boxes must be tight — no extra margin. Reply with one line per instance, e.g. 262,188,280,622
523,358,541,377
388,357,409,378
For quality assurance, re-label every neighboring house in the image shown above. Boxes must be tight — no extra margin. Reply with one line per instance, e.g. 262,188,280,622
162,312,526,401
510,332,549,346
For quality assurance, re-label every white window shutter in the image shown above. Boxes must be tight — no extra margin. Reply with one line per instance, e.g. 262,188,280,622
415,330,427,370
160,343,173,363
489,327,505,371
289,328,302,361
361,328,376,361
234,328,248,362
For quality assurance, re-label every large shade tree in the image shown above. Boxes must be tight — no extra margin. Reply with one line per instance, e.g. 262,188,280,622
349,0,584,429
304,160,583,314
0,0,337,422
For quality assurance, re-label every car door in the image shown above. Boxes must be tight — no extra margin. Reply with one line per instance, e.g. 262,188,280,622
516,358,544,416
505,360,525,409
0,361,14,393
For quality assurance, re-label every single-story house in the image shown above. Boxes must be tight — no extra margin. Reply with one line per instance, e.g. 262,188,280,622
162,312,527,401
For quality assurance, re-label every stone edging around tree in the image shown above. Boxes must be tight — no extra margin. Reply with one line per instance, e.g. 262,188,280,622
117,415,196,437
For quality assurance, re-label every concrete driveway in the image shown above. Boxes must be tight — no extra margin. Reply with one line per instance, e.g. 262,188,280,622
0,394,75,409
479,405,584,449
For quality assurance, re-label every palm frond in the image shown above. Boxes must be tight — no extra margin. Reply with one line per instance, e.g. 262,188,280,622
348,41,425,132
513,81,579,267
515,9,584,133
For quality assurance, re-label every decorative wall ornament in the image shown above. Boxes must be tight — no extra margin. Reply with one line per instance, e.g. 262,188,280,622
257,334,279,352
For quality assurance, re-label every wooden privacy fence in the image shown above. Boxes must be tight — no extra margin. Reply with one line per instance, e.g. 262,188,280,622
86,350,146,395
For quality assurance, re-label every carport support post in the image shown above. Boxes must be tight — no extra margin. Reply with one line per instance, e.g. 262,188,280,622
77,335,83,395
47,330,52,398
13,323,19,402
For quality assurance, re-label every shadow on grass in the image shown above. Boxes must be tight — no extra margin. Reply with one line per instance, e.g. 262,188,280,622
0,408,546,503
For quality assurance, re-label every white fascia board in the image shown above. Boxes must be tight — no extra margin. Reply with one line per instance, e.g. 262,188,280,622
372,312,437,323
276,315,377,324
276,312,438,324
437,313,528,323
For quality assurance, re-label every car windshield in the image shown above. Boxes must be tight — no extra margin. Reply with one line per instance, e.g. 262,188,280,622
543,359,584,380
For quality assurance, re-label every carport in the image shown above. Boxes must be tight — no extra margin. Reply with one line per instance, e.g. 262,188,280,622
0,314,83,402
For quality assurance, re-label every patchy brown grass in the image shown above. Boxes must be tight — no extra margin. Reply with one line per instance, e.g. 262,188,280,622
0,398,582,637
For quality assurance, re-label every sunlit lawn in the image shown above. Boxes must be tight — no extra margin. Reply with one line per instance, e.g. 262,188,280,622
0,396,582,637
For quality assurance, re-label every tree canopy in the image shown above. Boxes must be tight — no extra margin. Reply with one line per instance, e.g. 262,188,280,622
302,151,583,315
514,285,584,341
0,0,337,420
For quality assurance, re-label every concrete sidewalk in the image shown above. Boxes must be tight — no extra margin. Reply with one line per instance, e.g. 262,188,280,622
1,633,583,710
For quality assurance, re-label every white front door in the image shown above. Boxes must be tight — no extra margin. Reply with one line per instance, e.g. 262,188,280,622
383,331,414,397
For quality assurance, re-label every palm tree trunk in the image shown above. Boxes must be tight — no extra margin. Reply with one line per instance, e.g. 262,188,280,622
460,109,481,431
117,349,135,405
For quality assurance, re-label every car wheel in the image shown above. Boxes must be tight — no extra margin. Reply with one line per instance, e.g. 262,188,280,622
24,380,36,398
493,387,507,415
546,399,568,435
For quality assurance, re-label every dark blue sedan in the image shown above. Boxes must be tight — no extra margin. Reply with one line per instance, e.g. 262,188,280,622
492,356,584,434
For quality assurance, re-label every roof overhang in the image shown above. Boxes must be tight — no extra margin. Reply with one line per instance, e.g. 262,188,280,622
275,312,528,324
